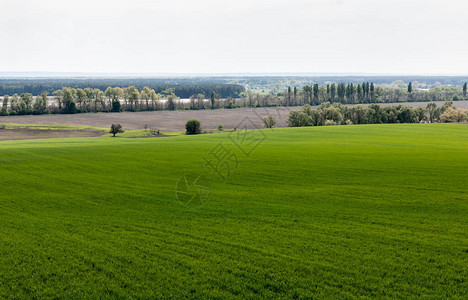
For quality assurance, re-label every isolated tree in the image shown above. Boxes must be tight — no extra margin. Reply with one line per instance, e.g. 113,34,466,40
463,82,467,97
109,124,124,137
185,119,201,135
263,114,277,128
287,86,291,106
407,82,412,94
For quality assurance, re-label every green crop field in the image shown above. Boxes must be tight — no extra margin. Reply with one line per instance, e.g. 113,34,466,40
0,124,467,298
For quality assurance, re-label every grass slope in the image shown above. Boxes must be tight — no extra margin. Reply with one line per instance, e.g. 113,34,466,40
0,124,467,298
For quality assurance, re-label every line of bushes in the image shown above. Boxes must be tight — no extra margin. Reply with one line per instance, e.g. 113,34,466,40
287,101,467,127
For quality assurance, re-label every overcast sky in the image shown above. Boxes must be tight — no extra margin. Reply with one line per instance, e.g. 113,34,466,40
1,0,467,75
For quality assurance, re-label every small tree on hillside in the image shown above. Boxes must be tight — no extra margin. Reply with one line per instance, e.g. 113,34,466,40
109,124,124,137
185,119,201,135
263,115,277,128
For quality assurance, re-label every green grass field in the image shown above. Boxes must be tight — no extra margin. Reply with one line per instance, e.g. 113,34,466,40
0,124,467,298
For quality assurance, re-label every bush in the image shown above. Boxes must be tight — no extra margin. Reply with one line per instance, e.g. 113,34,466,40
263,115,277,128
287,111,312,127
440,108,468,123
218,124,223,131
186,119,201,135
325,120,337,126
112,101,121,112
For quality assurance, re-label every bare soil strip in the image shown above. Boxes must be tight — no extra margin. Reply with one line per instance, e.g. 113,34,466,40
0,128,105,140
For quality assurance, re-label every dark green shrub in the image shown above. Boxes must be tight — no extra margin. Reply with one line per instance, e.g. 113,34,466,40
185,119,201,135
112,101,121,112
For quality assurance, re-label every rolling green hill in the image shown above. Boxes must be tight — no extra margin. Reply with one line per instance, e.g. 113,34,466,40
0,124,466,298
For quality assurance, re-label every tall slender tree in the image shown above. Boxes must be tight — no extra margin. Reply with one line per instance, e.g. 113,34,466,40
293,87,297,105
2,95,9,115
313,84,319,104
211,92,215,109
330,84,336,102
76,89,86,111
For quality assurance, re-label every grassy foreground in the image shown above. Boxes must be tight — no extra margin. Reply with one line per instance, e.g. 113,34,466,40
0,124,467,298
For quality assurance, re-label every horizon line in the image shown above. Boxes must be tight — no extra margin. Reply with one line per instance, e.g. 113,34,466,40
1,71,468,78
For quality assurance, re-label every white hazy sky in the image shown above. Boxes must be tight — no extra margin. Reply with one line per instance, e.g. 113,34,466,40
1,0,467,75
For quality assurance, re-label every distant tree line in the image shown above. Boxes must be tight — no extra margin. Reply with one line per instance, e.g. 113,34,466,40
235,82,467,108
232,75,468,87
1,82,467,116
287,101,467,127
280,82,467,105
0,80,244,98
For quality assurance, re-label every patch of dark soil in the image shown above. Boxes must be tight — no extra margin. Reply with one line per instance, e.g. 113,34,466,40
0,128,105,141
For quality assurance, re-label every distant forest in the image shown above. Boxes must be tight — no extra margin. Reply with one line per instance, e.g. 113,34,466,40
1,76,468,97
0,78,245,98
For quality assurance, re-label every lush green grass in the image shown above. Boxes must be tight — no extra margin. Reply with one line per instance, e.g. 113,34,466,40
0,124,467,298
